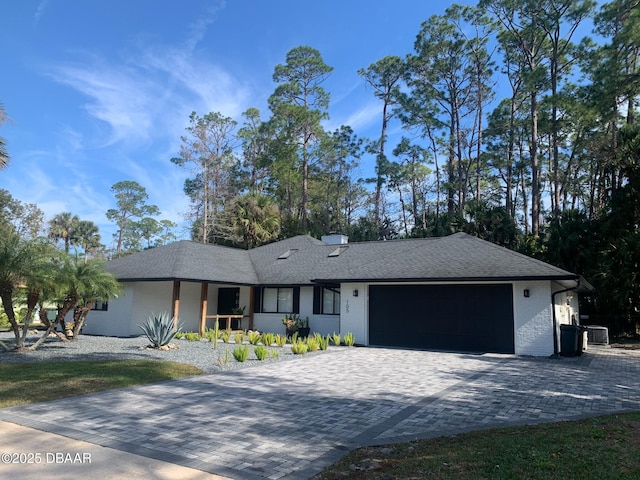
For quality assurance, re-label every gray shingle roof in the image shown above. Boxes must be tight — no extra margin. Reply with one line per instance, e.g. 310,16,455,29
106,233,578,285
106,240,258,284
309,233,577,283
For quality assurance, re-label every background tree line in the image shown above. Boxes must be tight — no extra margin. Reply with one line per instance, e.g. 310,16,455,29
168,0,640,335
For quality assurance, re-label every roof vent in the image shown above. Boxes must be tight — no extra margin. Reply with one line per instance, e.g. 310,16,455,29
322,234,348,245
278,249,298,260
328,246,348,257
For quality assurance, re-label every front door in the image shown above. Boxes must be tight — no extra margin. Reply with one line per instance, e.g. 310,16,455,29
217,288,240,329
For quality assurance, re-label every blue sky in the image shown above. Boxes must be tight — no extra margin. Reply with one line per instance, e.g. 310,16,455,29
1,0,475,246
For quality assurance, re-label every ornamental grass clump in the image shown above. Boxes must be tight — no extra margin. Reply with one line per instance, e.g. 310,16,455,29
253,345,268,361
315,333,329,351
234,332,244,345
274,334,287,347
184,332,201,341
247,331,261,345
291,338,308,355
221,330,231,343
261,332,275,346
343,332,355,346
331,332,341,346
306,336,320,352
232,345,250,362
139,312,181,348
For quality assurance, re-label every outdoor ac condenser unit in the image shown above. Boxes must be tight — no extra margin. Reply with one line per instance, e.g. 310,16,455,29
585,326,609,345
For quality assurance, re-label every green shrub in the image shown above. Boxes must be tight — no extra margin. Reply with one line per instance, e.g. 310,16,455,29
343,332,355,346
139,312,181,348
261,332,275,346
184,332,201,341
274,334,287,347
221,330,231,343
0,311,10,329
331,332,341,346
247,331,261,345
291,339,308,355
234,332,244,344
306,336,320,352
232,345,250,362
270,349,280,359
316,334,329,351
253,345,268,361
174,331,185,340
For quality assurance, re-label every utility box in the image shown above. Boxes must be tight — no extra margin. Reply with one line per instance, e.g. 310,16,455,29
586,326,609,345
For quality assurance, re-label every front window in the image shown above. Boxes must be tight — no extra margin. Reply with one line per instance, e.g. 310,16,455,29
262,287,293,313
91,301,108,311
322,287,340,315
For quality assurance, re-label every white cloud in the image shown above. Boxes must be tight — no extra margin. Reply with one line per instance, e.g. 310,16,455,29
33,0,49,25
51,61,156,147
326,101,381,133
30,1,251,243
47,1,251,149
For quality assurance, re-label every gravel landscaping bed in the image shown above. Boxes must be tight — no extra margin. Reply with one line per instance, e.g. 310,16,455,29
0,331,324,374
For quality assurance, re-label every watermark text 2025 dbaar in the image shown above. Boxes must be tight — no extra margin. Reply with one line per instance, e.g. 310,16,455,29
1,452,92,464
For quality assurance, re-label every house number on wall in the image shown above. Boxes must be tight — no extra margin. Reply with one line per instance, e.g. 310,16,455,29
345,299,349,313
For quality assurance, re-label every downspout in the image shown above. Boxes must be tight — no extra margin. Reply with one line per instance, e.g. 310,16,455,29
551,279,580,356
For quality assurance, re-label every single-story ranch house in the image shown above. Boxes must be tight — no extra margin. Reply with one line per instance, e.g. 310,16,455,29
82,232,591,357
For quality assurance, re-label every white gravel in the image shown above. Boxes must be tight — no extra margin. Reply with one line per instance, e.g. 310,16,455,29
0,331,323,374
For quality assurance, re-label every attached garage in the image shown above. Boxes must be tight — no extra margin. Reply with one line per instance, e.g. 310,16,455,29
368,284,515,354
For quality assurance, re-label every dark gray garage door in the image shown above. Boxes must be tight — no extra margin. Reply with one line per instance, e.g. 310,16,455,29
369,284,514,354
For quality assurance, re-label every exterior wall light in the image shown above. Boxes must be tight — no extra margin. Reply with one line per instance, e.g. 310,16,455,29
523,289,530,298
353,289,359,297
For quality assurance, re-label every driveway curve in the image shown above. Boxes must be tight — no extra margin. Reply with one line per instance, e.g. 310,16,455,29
1,346,639,479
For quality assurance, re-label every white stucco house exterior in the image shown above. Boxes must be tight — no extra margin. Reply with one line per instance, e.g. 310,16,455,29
83,232,591,356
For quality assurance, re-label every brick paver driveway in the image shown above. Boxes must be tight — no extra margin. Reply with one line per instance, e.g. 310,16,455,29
1,346,639,479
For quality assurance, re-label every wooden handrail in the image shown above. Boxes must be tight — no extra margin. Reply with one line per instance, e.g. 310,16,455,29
205,314,244,330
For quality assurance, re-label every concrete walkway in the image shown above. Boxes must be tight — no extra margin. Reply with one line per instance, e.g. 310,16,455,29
1,346,639,479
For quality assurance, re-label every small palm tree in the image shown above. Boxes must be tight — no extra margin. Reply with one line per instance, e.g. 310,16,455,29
0,224,57,350
48,255,120,340
0,226,32,346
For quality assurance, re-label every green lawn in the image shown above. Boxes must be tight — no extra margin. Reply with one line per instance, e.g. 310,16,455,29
0,360,204,408
314,412,640,480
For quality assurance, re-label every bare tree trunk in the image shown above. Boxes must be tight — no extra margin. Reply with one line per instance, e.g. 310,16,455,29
374,101,390,233
530,94,540,237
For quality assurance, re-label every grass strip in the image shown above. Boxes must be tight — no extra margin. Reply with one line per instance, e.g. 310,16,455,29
0,360,203,408
315,412,640,480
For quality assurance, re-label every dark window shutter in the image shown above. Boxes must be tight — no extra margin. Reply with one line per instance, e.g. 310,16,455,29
253,287,262,313
313,286,322,314
293,287,300,314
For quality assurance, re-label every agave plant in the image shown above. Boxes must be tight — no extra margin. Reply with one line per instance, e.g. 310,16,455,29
139,312,181,348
